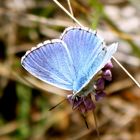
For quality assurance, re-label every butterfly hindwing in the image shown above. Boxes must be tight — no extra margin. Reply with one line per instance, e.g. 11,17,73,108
73,43,118,93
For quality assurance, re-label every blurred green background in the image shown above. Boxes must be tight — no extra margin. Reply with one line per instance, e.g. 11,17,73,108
0,0,140,140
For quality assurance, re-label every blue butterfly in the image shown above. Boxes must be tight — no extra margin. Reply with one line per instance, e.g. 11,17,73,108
21,26,118,99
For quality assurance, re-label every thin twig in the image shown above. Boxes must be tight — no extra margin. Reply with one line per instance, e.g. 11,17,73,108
67,0,75,23
67,0,74,17
112,56,140,88
53,0,83,27
93,111,101,140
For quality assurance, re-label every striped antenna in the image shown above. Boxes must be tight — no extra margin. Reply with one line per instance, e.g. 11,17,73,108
53,0,140,88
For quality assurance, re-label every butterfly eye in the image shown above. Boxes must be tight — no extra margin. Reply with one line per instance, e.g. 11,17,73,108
102,47,107,51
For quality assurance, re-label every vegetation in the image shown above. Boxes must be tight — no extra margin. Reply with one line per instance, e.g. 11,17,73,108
0,0,140,139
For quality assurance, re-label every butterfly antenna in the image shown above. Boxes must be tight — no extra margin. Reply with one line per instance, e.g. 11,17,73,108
49,99,66,111
81,113,89,129
93,110,101,140
53,0,140,89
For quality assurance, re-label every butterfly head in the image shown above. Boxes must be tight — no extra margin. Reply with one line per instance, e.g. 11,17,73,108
67,94,95,114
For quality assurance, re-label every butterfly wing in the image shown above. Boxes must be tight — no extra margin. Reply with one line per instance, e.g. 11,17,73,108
73,43,118,93
60,27,104,76
60,27,109,92
21,39,75,90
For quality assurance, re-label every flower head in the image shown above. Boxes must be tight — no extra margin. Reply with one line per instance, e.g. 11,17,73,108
103,69,112,81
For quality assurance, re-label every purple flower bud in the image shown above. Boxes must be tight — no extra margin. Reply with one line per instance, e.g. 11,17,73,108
79,96,95,113
95,91,106,101
103,69,112,81
79,104,86,114
83,97,95,111
95,78,105,90
103,61,113,69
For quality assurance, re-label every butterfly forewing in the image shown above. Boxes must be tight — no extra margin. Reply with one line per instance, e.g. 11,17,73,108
60,27,104,76
21,39,75,90
60,27,117,93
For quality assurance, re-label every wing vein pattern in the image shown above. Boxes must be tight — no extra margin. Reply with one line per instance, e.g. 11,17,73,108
21,40,75,90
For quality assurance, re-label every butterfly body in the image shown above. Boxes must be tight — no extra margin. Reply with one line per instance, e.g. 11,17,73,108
21,26,118,99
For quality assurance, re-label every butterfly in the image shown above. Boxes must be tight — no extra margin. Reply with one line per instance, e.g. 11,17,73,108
21,26,118,112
